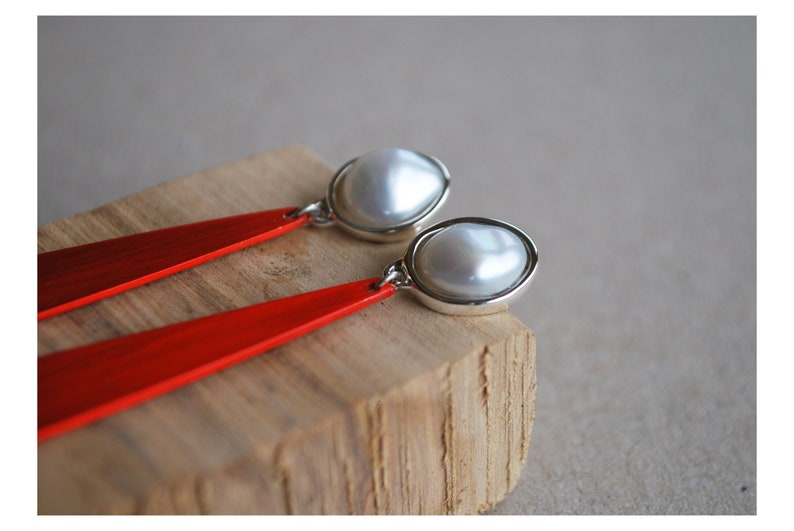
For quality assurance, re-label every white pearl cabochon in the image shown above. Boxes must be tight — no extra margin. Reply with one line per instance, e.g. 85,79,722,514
412,222,529,301
331,148,447,230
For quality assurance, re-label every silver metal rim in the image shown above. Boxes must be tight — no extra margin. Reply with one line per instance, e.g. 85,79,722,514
325,151,451,240
400,217,539,313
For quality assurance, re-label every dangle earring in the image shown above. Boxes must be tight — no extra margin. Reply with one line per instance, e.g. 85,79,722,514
38,217,538,442
38,148,450,320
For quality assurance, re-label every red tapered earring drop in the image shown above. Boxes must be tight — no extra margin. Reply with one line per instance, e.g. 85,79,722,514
38,148,450,320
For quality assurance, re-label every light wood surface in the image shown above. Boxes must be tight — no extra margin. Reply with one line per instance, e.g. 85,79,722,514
37,145,537,514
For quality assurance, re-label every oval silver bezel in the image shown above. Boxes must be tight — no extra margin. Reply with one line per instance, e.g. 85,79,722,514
400,217,539,315
326,149,451,242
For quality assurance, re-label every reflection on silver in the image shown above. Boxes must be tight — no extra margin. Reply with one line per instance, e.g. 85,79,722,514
391,217,538,315
413,223,528,300
327,148,450,241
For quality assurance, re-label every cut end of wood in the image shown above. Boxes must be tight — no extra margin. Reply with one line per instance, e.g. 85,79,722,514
263,328,536,516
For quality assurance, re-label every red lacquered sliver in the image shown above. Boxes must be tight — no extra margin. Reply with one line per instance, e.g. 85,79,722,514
38,277,396,442
37,207,309,321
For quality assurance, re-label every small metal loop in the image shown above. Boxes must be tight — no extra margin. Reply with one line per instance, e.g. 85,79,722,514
289,198,334,225
372,260,411,291
373,270,402,290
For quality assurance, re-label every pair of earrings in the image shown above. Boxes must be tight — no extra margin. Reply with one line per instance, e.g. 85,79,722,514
38,148,539,442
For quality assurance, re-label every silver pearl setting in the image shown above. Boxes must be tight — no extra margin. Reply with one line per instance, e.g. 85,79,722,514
395,217,538,315
327,148,451,242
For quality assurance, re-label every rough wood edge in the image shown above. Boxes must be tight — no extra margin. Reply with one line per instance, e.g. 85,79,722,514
84,328,536,514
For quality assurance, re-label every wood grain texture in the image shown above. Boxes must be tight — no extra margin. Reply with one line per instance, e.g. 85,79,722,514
37,145,537,514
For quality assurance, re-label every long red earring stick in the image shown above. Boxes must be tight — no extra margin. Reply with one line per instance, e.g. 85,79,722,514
38,207,308,321
38,278,395,443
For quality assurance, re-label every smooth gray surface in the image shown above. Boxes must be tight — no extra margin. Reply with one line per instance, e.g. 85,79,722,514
37,17,756,514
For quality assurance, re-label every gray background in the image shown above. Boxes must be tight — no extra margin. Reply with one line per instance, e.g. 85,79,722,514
37,17,756,514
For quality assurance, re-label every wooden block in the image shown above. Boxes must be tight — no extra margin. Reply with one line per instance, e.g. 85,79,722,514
37,145,537,514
